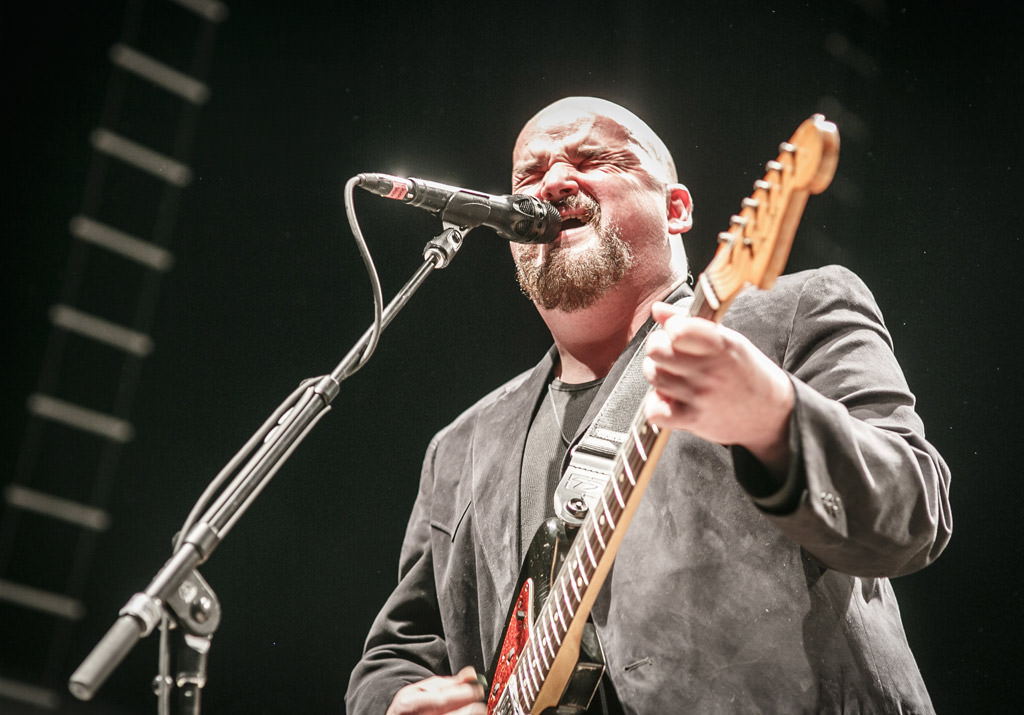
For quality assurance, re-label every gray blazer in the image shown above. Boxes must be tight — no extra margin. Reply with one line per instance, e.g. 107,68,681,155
346,265,952,714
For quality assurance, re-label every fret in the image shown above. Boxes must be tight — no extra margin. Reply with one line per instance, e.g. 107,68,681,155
534,651,549,682
625,456,641,486
543,631,556,660
523,659,539,699
565,543,578,571
528,653,543,690
509,679,523,713
583,532,598,569
547,613,563,646
554,595,567,631
622,454,636,485
565,569,581,602
516,678,528,713
610,475,626,509
601,493,617,529
536,633,550,667
628,450,646,483
576,554,592,584
568,569,581,600
592,518,607,549
632,424,649,461
519,654,532,694
618,471,633,502
561,582,574,614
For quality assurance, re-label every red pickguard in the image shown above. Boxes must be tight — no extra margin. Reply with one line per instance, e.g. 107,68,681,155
487,578,533,710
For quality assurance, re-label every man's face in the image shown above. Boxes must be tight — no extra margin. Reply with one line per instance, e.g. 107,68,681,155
509,102,679,312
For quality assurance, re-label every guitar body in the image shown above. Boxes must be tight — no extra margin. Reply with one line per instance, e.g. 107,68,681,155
486,518,606,714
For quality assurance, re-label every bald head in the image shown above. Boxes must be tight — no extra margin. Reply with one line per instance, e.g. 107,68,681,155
511,96,692,284
515,97,678,187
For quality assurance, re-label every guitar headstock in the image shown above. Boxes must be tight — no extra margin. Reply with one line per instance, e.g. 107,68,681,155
696,114,839,322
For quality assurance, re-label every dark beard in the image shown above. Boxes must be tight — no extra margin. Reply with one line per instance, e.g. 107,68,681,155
513,195,635,312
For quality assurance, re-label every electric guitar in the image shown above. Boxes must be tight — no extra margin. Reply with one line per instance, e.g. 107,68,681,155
484,115,840,714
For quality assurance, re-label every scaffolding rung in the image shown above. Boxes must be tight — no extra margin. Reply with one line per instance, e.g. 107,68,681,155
4,485,111,531
27,394,134,443
170,0,229,22
69,215,174,271
0,676,61,710
0,579,85,620
50,304,154,356
90,128,192,187
110,43,210,104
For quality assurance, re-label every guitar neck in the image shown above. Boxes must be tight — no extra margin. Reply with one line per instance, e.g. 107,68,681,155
504,394,670,712
693,263,736,322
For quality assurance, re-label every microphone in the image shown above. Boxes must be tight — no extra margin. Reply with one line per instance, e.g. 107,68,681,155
356,173,561,244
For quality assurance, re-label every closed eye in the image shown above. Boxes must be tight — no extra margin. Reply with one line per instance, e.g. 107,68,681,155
512,170,542,191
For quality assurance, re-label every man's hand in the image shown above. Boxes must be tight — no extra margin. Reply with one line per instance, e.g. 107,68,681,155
386,666,487,715
642,301,794,476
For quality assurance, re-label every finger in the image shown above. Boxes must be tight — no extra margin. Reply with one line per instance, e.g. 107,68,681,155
449,704,488,715
646,328,708,368
642,356,698,400
651,300,685,325
650,316,727,358
455,666,476,680
435,681,484,708
643,339,721,385
389,676,484,715
456,663,487,700
644,390,695,429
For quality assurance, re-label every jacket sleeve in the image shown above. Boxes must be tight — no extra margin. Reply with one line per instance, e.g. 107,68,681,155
345,435,450,714
733,265,952,577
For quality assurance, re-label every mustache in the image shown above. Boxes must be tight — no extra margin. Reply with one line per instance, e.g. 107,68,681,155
552,193,600,226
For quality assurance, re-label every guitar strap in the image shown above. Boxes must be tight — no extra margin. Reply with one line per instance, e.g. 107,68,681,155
554,296,694,527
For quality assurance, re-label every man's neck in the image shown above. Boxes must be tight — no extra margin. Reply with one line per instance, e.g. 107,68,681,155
539,274,683,384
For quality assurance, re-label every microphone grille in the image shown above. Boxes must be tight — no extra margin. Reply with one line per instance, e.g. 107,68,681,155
509,195,561,244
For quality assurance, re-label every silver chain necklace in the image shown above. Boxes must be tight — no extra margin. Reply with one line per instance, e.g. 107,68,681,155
546,383,574,447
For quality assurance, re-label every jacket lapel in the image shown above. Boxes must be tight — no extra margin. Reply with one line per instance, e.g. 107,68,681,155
470,348,557,602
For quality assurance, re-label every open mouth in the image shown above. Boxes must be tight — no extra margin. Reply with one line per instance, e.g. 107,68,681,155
554,194,598,236
559,217,588,232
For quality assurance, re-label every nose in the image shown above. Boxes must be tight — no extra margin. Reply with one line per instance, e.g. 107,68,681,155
538,162,579,201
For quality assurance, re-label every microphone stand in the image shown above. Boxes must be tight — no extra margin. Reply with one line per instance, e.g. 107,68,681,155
68,225,467,710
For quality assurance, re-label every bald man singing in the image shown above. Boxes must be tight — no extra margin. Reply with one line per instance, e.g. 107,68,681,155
346,97,951,714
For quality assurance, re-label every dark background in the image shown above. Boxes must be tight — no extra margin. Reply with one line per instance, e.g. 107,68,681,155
2,0,1020,712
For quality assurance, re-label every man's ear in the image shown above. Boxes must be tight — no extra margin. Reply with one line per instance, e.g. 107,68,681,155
667,183,693,235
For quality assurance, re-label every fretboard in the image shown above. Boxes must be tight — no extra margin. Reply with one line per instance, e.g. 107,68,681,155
499,392,668,712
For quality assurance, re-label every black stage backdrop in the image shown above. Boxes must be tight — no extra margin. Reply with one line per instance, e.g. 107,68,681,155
2,1,1020,713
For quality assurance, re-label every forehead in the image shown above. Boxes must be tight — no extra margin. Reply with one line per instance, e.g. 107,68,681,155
515,110,633,159
512,101,675,182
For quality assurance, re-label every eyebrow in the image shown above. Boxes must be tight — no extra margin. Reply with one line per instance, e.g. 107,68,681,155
513,142,620,173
